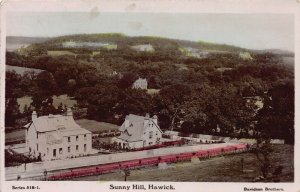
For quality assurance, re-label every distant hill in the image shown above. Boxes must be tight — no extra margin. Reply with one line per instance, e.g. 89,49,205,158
16,33,248,54
253,49,294,57
7,34,294,58
6,36,50,44
6,36,50,51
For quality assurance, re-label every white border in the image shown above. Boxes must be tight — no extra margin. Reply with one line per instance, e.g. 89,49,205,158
0,0,299,192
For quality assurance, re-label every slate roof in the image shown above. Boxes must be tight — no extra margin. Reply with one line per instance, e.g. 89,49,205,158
28,114,91,135
118,114,162,142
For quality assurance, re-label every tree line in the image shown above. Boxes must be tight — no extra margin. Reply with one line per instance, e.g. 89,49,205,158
5,38,294,144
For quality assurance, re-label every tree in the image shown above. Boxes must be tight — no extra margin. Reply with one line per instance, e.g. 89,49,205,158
31,71,57,114
5,98,21,127
117,72,138,89
154,83,191,129
253,80,294,180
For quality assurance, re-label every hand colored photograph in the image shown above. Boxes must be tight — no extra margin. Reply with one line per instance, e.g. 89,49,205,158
4,12,294,182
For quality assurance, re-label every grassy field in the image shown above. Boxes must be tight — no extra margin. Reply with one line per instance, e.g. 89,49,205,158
75,119,119,133
47,50,76,57
6,65,44,75
146,89,160,95
5,129,25,144
72,144,293,182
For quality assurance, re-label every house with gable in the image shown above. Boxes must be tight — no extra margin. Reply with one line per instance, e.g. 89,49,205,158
24,108,92,161
132,78,148,90
114,114,162,149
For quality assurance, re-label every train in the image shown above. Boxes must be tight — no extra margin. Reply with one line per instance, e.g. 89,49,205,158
47,143,248,180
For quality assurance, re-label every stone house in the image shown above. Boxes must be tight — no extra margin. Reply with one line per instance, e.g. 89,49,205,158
114,114,162,149
24,109,92,161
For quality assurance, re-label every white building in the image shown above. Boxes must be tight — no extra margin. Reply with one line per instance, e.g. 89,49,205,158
24,109,92,161
132,78,148,89
114,114,162,149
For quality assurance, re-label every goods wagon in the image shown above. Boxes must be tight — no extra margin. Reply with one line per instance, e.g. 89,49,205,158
48,143,248,180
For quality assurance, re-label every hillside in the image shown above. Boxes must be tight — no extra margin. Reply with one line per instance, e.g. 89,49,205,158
6,36,50,44
5,33,294,144
16,33,248,56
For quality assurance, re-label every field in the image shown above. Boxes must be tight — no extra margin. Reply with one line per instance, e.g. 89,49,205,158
17,94,77,112
5,129,25,144
47,50,76,56
146,89,160,95
6,65,44,75
72,144,293,182
74,119,118,133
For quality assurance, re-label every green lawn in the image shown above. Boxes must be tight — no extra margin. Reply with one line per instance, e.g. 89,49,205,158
72,144,293,182
146,89,160,95
75,119,119,133
47,50,76,56
5,129,25,144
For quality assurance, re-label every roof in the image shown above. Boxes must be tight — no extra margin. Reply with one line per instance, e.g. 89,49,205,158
30,114,91,135
118,114,162,142
134,78,147,83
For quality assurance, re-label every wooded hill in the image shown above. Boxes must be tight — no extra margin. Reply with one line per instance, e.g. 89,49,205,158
5,33,295,144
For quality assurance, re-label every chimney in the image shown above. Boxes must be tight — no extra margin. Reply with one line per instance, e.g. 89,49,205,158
145,113,150,118
144,113,150,127
152,115,158,125
48,114,54,130
67,108,73,117
32,111,37,121
125,115,129,127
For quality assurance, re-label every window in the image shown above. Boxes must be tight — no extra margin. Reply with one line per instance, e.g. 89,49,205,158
68,137,71,142
68,147,70,153
76,136,79,141
84,134,87,140
156,131,158,136
36,144,38,151
84,144,87,152
37,133,38,139
149,131,153,139
149,142,153,145
47,148,49,155
59,148,62,154
53,149,56,157
76,145,79,151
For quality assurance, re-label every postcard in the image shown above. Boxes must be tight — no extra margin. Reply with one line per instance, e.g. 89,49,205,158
0,0,299,192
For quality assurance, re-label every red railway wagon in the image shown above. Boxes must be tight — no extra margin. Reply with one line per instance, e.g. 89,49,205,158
98,163,120,173
233,144,247,152
195,150,209,158
140,157,159,166
160,154,178,163
176,153,194,161
48,143,249,180
207,148,222,157
222,146,236,153
120,160,140,169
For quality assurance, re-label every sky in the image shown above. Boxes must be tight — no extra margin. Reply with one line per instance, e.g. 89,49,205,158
6,12,294,51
